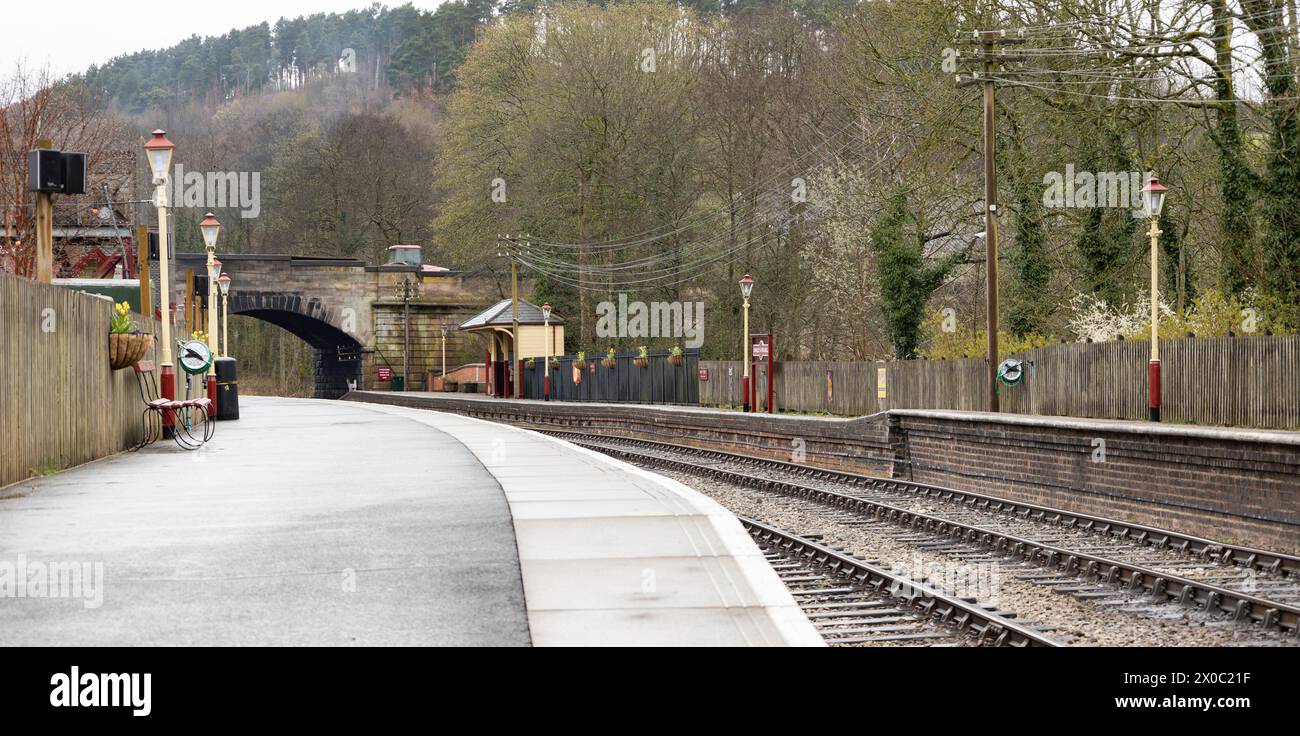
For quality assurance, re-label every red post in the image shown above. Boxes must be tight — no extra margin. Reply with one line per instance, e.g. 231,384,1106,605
742,374,750,413
767,334,775,413
207,374,218,419
1148,359,1161,421
544,374,551,402
750,359,757,411
160,364,176,433
158,302,176,434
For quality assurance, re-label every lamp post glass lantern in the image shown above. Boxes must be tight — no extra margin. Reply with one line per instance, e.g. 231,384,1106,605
144,130,177,415
144,130,174,185
200,211,222,250
1142,176,1167,219
1140,176,1169,422
739,274,754,413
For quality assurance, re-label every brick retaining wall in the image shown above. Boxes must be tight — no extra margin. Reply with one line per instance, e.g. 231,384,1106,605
892,411,1300,553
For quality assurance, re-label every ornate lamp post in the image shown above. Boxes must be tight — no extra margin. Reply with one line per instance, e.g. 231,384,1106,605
739,274,754,413
438,314,448,387
1141,175,1169,422
541,302,553,401
217,273,231,358
200,213,222,414
144,130,176,411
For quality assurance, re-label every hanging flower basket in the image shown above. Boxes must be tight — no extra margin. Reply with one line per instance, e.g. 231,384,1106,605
668,354,684,367
633,356,649,369
602,357,617,369
109,333,153,370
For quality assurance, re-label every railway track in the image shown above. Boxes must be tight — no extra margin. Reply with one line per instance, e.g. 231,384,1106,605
741,516,1060,647
547,430,1300,639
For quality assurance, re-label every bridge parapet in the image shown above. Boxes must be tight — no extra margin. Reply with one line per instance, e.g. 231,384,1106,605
171,253,507,396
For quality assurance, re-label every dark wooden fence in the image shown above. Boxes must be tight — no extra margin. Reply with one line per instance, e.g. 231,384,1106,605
1,272,160,486
522,348,700,404
701,335,1300,429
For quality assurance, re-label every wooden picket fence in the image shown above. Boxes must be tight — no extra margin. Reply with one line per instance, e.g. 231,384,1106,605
0,272,159,487
701,334,1300,429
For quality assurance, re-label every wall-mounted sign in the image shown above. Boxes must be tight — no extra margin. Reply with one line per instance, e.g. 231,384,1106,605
378,367,393,381
876,365,887,399
698,368,710,382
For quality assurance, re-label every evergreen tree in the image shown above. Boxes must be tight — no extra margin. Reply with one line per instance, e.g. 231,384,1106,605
872,194,963,359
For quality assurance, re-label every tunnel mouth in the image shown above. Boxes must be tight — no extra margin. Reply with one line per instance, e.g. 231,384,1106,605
235,307,362,399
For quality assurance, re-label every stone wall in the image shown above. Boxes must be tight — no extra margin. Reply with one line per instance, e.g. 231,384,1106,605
368,304,481,392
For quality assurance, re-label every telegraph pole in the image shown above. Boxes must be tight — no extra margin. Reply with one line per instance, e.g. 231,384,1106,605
497,234,523,399
958,29,1023,413
400,275,415,392
982,32,999,413
511,236,523,399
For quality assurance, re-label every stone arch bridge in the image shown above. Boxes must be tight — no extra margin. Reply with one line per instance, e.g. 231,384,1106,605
174,253,506,398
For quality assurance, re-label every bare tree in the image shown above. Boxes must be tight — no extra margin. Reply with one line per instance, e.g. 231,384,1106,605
0,63,126,276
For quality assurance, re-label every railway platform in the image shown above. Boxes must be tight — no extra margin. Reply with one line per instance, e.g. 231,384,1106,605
0,397,820,647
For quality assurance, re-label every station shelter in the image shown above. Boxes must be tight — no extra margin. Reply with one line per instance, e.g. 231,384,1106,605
459,299,564,397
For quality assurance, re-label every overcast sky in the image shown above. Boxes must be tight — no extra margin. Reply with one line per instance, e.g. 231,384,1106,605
1,0,448,78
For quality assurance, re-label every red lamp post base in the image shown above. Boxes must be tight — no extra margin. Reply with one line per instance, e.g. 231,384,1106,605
207,375,219,420
1148,359,1161,422
742,375,751,413
544,374,551,402
160,364,176,437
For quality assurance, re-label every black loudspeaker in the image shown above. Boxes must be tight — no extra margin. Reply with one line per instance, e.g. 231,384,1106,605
148,232,160,261
28,150,64,192
194,277,209,299
62,152,87,195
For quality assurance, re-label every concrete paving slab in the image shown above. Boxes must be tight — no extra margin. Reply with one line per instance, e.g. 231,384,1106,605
518,556,795,610
0,397,530,646
527,605,816,646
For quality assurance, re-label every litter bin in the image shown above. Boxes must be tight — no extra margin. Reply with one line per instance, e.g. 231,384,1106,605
215,357,240,420
391,375,405,392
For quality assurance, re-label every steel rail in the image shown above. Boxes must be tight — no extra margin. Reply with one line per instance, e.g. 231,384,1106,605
571,437,1300,636
545,430,1300,578
740,515,1061,648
